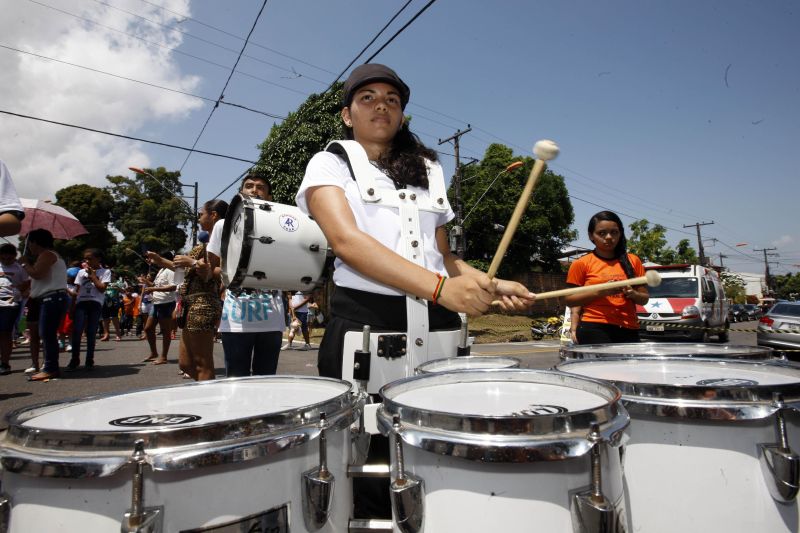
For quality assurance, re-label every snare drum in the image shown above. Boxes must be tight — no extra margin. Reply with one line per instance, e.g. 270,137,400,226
377,369,630,532
0,376,362,532
557,357,800,532
221,194,330,291
560,341,775,361
415,355,521,374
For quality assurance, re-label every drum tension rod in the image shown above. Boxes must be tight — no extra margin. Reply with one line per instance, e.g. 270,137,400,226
121,439,163,533
570,423,625,533
759,392,800,503
302,413,335,531
389,415,424,533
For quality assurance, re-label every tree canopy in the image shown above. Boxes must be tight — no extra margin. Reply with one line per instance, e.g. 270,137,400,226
457,143,576,276
773,272,800,300
53,184,116,263
627,219,698,264
254,83,344,204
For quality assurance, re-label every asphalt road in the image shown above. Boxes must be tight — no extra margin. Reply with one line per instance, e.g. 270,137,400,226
0,322,760,430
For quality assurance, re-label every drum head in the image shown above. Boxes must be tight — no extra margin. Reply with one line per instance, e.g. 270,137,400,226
557,357,800,419
415,356,521,374
1,376,359,477
377,369,629,462
560,342,774,360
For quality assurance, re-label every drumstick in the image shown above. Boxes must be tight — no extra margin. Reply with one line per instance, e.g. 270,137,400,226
486,140,559,279
493,270,661,305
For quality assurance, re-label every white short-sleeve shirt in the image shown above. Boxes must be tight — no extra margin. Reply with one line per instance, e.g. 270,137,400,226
207,219,224,258
295,151,454,296
151,267,177,304
74,268,112,305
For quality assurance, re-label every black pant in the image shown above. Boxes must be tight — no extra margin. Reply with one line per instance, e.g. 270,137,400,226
576,321,640,344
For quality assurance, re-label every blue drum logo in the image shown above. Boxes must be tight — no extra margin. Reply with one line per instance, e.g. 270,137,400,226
279,214,299,232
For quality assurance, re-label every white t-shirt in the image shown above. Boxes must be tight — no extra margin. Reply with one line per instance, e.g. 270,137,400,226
219,290,285,333
0,262,28,306
291,292,310,313
295,151,453,296
151,267,177,304
73,268,112,304
207,219,224,258
0,160,23,216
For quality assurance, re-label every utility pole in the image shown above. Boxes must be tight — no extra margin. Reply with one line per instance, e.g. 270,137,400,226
684,221,714,266
718,253,728,268
754,247,778,295
439,125,471,258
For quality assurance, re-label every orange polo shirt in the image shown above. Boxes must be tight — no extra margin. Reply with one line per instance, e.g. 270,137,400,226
565,252,645,329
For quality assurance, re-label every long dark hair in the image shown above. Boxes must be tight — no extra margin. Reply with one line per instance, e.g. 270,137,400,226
344,122,437,189
588,210,635,279
204,199,228,220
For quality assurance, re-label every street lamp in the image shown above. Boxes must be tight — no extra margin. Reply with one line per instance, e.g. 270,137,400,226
129,167,199,247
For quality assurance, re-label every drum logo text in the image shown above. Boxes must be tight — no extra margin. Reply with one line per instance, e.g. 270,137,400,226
279,214,299,232
512,404,568,416
109,414,202,427
696,378,758,386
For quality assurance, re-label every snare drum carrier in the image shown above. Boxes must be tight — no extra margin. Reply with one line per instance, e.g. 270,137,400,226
326,141,461,396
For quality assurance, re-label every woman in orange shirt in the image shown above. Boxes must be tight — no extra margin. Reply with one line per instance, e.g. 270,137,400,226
565,211,649,344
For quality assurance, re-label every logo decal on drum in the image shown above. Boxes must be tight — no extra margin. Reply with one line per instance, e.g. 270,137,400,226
109,414,202,427
512,404,568,416
279,214,299,232
696,378,758,386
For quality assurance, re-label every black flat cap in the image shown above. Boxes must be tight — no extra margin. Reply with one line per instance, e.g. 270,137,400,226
341,63,410,109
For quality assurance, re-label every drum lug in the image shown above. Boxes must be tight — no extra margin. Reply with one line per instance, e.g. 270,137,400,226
377,334,407,359
390,416,425,533
351,392,372,465
258,203,272,211
121,440,163,533
0,491,10,533
570,424,626,533
303,413,335,531
759,393,800,503
257,236,274,244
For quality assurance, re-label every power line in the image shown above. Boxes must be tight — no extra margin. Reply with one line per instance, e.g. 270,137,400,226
0,109,258,164
0,44,286,120
178,0,270,172
89,0,329,86
363,0,439,64
135,0,337,76
26,0,308,97
326,0,415,90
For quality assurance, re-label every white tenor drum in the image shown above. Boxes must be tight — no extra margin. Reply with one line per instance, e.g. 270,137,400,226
415,355,521,374
0,376,363,533
377,369,630,532
221,194,330,291
560,342,775,361
557,357,800,533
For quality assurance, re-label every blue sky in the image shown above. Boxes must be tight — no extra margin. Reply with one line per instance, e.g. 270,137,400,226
1,0,798,276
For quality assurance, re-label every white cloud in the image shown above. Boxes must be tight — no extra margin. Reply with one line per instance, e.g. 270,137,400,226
773,235,794,247
0,0,202,200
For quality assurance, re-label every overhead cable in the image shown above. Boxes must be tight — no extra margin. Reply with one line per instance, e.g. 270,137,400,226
0,109,258,164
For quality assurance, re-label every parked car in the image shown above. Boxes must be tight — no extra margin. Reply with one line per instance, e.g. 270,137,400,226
744,304,762,321
728,304,747,323
757,301,800,358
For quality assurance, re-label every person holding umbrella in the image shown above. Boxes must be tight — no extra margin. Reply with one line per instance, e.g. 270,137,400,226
20,229,68,381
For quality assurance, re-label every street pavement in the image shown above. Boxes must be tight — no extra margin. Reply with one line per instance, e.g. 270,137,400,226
0,323,759,430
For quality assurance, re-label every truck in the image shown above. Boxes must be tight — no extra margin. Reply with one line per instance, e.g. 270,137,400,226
636,264,729,342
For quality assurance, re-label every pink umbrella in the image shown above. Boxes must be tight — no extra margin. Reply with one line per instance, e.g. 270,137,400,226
19,198,88,239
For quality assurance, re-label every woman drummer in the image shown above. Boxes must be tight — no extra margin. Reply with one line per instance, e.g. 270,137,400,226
564,210,649,344
296,63,534,380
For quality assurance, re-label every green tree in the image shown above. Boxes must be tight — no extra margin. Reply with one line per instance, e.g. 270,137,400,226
53,184,116,264
773,272,800,300
106,167,192,270
458,143,576,275
627,219,698,264
255,83,344,204
720,270,747,303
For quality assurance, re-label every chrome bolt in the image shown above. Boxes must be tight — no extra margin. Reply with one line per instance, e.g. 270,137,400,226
415,338,423,346
367,188,374,196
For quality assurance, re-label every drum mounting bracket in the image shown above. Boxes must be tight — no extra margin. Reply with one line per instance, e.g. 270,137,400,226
377,335,407,360
759,393,800,503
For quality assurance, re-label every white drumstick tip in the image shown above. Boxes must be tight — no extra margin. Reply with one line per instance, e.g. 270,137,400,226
645,270,662,287
533,139,559,161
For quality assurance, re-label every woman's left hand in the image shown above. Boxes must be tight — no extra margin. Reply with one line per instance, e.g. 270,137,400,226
173,255,195,269
494,279,536,312
194,259,211,279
